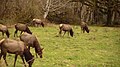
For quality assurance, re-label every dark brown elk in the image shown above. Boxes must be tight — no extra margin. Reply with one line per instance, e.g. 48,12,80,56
80,22,90,33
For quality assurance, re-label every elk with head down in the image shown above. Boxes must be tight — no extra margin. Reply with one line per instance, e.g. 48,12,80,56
0,38,34,67
14,23,32,37
0,24,10,38
32,19,44,27
59,24,74,37
20,32,43,58
80,22,90,33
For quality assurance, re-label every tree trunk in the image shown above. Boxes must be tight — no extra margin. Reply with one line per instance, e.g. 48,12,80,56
106,0,112,26
44,0,52,19
92,0,98,24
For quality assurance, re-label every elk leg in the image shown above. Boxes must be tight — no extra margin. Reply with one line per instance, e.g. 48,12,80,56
0,53,2,60
81,27,83,33
20,55,26,67
68,31,69,36
35,48,38,58
83,28,85,33
35,24,37,27
63,31,66,36
2,32,4,37
14,29,18,37
20,31,23,35
59,30,62,36
14,54,18,67
28,46,30,50
3,53,8,66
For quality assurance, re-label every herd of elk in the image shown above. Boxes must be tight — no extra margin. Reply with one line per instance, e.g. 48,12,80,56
0,18,90,67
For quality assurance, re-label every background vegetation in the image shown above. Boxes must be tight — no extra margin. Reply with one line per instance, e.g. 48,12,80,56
0,25,120,67
0,0,120,26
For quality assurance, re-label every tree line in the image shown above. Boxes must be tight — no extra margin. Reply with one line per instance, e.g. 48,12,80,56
0,0,120,26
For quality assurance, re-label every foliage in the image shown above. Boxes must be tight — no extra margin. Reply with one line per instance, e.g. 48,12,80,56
0,0,120,26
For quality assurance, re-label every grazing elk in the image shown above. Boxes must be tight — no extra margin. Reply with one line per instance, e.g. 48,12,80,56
0,38,34,67
80,22,89,33
20,32,43,58
32,19,44,27
59,24,74,37
14,23,32,37
0,24,10,38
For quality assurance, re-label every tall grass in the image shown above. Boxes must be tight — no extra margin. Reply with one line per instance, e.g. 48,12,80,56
0,25,120,67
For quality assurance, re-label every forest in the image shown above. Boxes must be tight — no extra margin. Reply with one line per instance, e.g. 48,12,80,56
0,0,120,26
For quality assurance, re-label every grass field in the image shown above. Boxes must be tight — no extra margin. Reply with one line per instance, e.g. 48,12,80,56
0,24,120,67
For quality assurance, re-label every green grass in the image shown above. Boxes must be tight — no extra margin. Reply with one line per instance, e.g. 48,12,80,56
0,25,120,67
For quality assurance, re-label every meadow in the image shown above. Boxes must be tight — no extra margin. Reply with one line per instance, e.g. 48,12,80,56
0,24,120,67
